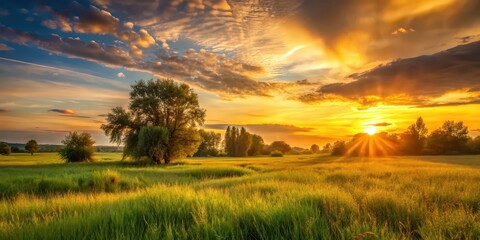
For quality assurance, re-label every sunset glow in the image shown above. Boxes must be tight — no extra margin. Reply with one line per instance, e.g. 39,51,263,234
0,0,479,147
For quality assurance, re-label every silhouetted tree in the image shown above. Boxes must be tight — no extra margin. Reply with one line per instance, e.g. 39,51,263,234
248,134,264,156
331,141,346,156
270,141,291,154
102,79,205,164
322,143,332,153
194,130,221,157
310,144,320,153
11,146,21,153
59,132,95,162
426,120,470,154
399,117,428,155
468,136,480,154
0,142,11,156
25,139,39,155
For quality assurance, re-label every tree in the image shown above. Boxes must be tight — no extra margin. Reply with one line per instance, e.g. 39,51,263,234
248,134,264,156
194,130,221,157
322,143,332,153
236,127,252,157
25,139,39,155
270,141,291,154
331,141,346,156
310,144,320,153
468,136,480,154
59,132,95,162
11,146,20,153
0,142,11,156
426,120,470,154
102,79,205,164
399,117,428,155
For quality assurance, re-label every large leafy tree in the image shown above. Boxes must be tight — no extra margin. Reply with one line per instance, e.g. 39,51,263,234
25,139,39,155
102,79,205,164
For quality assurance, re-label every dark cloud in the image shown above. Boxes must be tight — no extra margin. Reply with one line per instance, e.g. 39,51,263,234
48,109,75,114
368,122,392,127
97,114,108,117
0,109,7,113
472,129,480,132
0,25,136,67
299,40,480,107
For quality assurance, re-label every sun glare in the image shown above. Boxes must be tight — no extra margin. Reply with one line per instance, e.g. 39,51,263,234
365,126,377,135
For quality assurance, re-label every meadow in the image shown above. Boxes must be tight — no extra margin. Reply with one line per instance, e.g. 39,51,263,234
0,153,480,239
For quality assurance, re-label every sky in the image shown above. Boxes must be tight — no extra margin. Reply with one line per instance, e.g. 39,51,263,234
0,0,479,147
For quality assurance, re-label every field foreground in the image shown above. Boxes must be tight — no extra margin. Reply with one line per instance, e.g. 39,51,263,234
1,153,480,239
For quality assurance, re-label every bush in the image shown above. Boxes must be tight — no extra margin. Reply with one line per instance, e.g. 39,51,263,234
0,142,11,156
270,150,283,157
59,132,95,162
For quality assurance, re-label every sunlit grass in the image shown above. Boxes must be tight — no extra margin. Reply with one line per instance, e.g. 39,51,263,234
1,153,480,239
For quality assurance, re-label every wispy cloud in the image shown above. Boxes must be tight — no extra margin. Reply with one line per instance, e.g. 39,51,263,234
48,109,75,114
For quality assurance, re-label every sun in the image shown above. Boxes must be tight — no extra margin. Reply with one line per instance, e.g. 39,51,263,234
364,126,377,135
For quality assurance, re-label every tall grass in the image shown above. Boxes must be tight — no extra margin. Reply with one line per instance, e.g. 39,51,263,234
0,153,480,239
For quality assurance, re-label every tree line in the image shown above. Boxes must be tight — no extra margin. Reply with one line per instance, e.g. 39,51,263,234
328,117,480,156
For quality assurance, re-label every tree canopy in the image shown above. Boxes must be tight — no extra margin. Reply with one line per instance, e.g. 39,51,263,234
59,132,95,162
102,79,205,164
25,139,39,155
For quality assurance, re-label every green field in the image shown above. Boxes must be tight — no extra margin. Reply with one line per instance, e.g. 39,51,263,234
1,153,480,239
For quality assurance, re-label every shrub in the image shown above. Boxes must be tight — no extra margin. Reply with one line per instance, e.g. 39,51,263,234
59,132,95,162
270,150,283,157
0,142,11,156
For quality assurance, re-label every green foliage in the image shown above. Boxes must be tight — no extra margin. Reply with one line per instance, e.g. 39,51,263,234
270,141,291,153
25,139,39,155
270,150,284,157
248,134,265,156
236,127,252,157
0,142,11,156
102,79,205,164
59,132,95,162
194,130,221,157
135,126,169,163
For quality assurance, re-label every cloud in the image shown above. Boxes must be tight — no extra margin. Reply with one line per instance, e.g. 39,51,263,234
117,72,125,78
48,109,75,114
43,2,156,53
392,27,415,35
0,25,136,68
368,122,392,127
299,40,480,108
0,43,12,51
471,129,480,132
144,48,275,97
0,109,7,113
41,20,57,29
